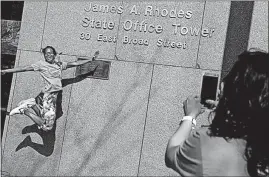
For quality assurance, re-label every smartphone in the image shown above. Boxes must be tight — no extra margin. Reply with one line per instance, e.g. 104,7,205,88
200,72,219,106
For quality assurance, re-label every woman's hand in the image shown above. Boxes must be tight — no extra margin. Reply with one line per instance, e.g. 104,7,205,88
1,70,7,75
205,99,219,109
183,96,204,119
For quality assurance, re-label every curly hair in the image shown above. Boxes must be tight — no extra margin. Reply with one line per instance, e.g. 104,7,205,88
209,50,269,176
42,46,57,55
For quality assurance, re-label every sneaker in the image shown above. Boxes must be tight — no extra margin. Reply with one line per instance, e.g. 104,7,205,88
9,98,36,116
18,98,36,107
9,106,25,116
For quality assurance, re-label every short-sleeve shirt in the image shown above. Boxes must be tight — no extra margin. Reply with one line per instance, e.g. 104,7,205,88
31,60,68,93
170,127,249,176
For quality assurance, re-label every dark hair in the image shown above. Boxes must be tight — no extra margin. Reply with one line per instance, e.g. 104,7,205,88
42,46,57,55
209,50,269,176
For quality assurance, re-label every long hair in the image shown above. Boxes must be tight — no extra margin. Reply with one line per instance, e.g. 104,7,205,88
209,50,269,176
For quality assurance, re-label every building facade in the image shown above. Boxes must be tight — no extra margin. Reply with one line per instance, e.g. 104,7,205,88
1,1,268,176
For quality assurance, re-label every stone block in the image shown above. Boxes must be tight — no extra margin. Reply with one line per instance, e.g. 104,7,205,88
248,1,268,52
42,1,122,59
58,61,153,176
116,1,205,67
197,2,230,70
18,2,47,51
138,65,220,176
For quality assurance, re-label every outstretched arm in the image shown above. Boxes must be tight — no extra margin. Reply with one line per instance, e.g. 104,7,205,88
66,59,93,69
66,51,99,69
1,65,34,75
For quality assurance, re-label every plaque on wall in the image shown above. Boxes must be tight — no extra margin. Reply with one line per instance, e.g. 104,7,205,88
75,58,111,80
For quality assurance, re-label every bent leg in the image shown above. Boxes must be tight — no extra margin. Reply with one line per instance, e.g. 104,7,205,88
41,92,58,131
16,96,45,126
24,109,45,126
31,104,42,117
9,98,37,116
35,92,59,131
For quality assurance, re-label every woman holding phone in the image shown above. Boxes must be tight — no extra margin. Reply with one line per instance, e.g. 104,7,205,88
165,49,269,176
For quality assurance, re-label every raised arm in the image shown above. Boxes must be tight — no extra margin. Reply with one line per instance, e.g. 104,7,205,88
1,65,34,75
165,96,204,167
66,51,99,69
66,59,93,69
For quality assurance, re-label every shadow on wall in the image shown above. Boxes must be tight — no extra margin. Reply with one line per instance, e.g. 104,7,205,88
14,73,92,156
15,91,63,156
73,64,154,176
62,69,98,87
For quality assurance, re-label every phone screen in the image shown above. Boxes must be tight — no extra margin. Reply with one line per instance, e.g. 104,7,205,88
200,75,219,105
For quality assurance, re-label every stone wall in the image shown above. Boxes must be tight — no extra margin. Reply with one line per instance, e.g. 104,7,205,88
2,1,268,176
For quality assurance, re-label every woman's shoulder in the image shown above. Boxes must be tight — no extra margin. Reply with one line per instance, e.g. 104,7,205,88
194,128,248,176
194,127,231,148
191,127,211,139
194,127,246,147
195,127,247,166
33,60,48,66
